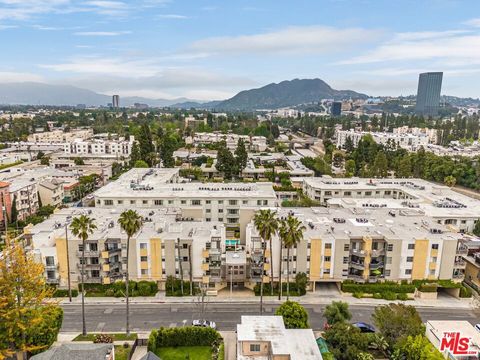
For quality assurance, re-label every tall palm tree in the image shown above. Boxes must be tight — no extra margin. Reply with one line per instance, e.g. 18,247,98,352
253,209,278,312
118,210,143,336
278,220,288,301
282,215,306,300
70,214,97,336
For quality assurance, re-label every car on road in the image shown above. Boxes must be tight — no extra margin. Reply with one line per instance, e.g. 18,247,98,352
475,323,480,332
192,319,216,329
353,322,376,333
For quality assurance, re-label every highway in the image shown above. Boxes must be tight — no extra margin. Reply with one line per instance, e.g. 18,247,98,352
60,303,480,333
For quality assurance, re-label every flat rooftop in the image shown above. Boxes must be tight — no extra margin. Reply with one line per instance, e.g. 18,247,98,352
237,316,322,360
94,168,276,199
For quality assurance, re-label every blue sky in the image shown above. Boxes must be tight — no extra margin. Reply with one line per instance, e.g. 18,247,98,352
1,0,480,100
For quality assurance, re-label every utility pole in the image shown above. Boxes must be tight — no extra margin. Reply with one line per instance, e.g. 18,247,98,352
188,244,193,296
177,238,184,295
230,265,233,297
65,221,72,302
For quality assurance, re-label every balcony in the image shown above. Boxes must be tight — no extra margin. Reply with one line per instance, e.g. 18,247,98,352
367,275,385,283
454,260,466,268
45,264,58,270
76,250,99,257
453,273,465,279
46,277,60,284
209,261,221,269
77,263,101,270
369,262,385,270
350,248,367,257
349,262,365,271
347,274,366,283
371,249,385,257
456,246,468,255
77,275,102,283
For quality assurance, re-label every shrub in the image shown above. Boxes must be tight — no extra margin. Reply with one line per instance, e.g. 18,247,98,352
52,289,79,298
418,283,438,293
123,342,129,348
382,291,397,300
460,286,472,298
373,293,382,299
105,288,115,296
397,293,409,301
353,292,364,298
341,281,415,294
94,334,113,343
147,326,221,350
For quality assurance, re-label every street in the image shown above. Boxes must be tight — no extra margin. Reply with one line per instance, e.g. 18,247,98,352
60,302,480,333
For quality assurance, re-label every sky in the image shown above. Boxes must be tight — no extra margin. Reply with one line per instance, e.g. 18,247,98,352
1,0,480,101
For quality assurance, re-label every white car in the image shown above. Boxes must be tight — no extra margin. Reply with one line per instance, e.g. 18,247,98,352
192,319,216,329
475,323,480,332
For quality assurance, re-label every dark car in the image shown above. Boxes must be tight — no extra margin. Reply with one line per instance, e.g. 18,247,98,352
353,322,376,333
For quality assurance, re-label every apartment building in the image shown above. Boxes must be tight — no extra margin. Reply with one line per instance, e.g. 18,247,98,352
335,129,430,151
29,204,467,291
7,179,39,220
236,316,322,360
38,179,64,207
302,177,480,233
187,132,268,152
27,129,93,143
63,136,134,157
93,168,278,240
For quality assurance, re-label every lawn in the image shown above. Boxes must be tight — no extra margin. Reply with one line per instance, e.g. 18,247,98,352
114,345,132,360
156,346,212,360
72,333,137,342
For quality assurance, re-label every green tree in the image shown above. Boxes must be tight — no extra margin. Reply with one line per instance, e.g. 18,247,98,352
40,156,50,166
344,136,354,153
26,306,63,356
275,301,309,329
473,220,480,237
323,301,352,325
253,209,278,303
372,303,425,348
397,156,412,178
0,239,57,359
74,157,85,166
138,123,154,166
345,159,356,177
70,215,97,336
159,135,176,168
234,138,248,176
444,175,456,188
134,160,149,168
118,210,143,336
392,335,444,360
373,151,388,177
324,322,369,360
10,195,18,224
215,141,237,180
279,215,305,299
36,151,45,160
129,142,141,167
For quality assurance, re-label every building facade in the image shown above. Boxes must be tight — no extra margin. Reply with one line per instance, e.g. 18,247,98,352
415,72,443,117
63,136,134,157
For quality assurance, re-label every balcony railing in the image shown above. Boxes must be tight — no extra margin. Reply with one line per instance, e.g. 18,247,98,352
452,273,465,279
77,263,101,269
347,274,365,282
46,277,60,284
456,246,468,255
369,262,385,270
76,250,99,257
371,249,385,257
349,262,365,271
350,248,367,257
367,275,385,283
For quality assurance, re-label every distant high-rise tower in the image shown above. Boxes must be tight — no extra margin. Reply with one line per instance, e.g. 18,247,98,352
112,95,120,109
331,101,342,116
415,72,442,117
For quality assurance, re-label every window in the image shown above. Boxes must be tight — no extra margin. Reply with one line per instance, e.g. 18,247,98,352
387,244,393,251
385,269,391,276
90,243,98,251
218,218,223,222
343,256,349,264
104,200,113,205
432,244,439,250
429,269,435,276
408,244,415,250
141,269,148,275
78,244,84,251
325,243,332,249
218,209,223,213
191,200,201,206
344,244,350,251
181,200,186,204
386,257,392,264
218,200,223,204
257,200,262,205
206,218,211,222
142,200,148,205
91,257,99,265
182,244,188,249
206,200,211,204
47,270,56,279
249,344,261,352
206,209,211,213
45,256,55,266
406,256,413,263
324,256,331,262
243,200,248,205
344,191,351,196
183,256,188,262
263,200,268,205
130,200,136,204
229,200,237,205
154,200,163,206
323,269,330,274
140,243,147,249
168,200,173,204
141,256,148,262
405,269,412,275
431,256,437,263
117,200,123,205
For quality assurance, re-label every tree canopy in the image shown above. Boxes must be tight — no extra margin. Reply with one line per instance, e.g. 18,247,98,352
275,301,309,329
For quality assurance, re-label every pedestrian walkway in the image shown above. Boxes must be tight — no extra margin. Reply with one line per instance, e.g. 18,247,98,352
130,346,147,360
219,331,236,360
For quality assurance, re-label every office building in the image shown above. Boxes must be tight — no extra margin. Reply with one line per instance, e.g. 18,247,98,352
415,72,443,117
331,101,342,116
236,316,322,360
112,95,120,109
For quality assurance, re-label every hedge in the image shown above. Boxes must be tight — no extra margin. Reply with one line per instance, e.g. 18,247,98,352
412,279,461,289
84,280,158,297
341,281,415,294
53,289,79,297
418,283,438,293
165,276,200,296
253,282,306,296
148,327,221,353
460,286,472,298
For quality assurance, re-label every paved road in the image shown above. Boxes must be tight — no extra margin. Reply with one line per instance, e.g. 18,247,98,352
60,303,480,333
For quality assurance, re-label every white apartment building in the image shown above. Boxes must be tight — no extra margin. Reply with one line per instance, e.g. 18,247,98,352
27,129,93,143
302,177,480,233
9,179,39,220
188,132,267,152
64,136,134,157
392,126,438,143
335,129,430,151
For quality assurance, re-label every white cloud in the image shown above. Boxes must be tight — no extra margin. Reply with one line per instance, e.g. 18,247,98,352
0,0,69,20
74,30,131,36
0,71,44,82
464,18,480,27
157,14,189,19
189,25,383,55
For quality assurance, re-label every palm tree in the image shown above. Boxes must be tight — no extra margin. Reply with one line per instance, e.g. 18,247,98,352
253,209,278,312
281,215,305,300
278,220,288,301
70,214,97,336
118,210,143,336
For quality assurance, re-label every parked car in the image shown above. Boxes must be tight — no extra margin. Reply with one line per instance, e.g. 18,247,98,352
192,319,216,329
353,322,376,333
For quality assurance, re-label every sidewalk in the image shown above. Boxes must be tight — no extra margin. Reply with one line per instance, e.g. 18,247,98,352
58,291,476,309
